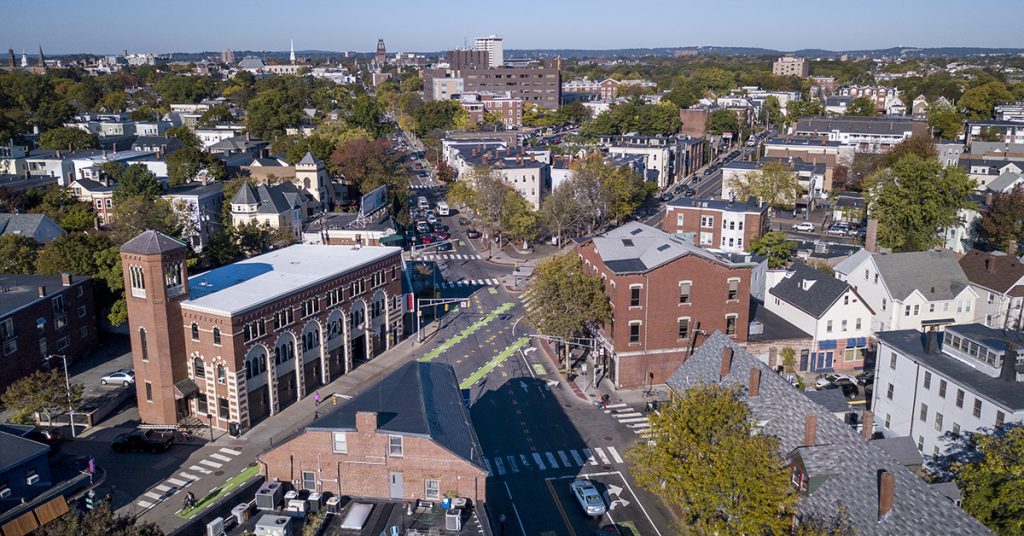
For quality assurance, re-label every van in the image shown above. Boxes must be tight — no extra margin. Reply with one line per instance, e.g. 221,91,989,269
436,201,450,216
417,196,429,210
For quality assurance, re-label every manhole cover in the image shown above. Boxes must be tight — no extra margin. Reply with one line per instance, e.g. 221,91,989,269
214,471,224,476
604,436,613,441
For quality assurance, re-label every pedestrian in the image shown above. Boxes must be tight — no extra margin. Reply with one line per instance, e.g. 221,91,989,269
313,390,321,406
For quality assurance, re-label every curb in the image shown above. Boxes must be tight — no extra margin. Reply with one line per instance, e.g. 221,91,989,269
535,338,589,402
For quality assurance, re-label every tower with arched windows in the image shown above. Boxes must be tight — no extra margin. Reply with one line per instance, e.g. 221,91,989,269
120,230,190,426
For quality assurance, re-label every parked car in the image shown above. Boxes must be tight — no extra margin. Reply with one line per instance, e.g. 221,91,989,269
815,373,856,389
569,479,607,517
111,430,174,453
825,225,849,236
457,217,470,226
856,370,875,386
684,188,696,197
100,369,135,386
432,222,449,233
25,427,63,450
792,222,815,232
821,380,860,399
415,222,431,234
466,229,482,239
435,241,453,252
691,175,701,183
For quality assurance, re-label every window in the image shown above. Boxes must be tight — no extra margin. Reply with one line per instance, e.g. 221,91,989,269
213,328,221,345
0,318,13,340
301,297,321,318
882,298,887,311
935,413,943,432
243,319,266,342
679,281,691,304
389,435,404,457
919,403,928,422
953,423,961,435
844,347,864,362
889,352,897,370
996,411,1006,428
923,371,931,389
905,305,911,317
191,323,199,341
956,389,964,408
326,288,341,307
676,213,684,226
78,305,86,318
840,319,848,332
630,285,642,307
973,399,982,418
929,304,935,313
219,397,230,419
727,279,739,301
217,365,226,384
913,304,920,316
332,432,347,453
139,328,149,362
886,383,894,400
144,381,152,402
678,318,690,339
51,295,66,315
302,471,316,491
725,315,737,336
855,318,862,330
57,336,68,351
38,338,47,356
864,269,869,280
939,379,947,398
197,393,208,414
129,265,146,298
700,232,713,245
884,413,891,429
917,436,924,451
80,325,88,338
988,292,995,305
629,322,641,344
826,320,833,333
425,479,440,500
700,215,714,228
194,357,206,378
273,309,294,329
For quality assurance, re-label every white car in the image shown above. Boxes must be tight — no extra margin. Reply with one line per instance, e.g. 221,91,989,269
100,369,135,386
815,373,856,389
569,479,606,517
792,222,815,232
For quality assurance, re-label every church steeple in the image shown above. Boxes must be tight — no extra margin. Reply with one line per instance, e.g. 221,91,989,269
289,37,295,65
37,45,45,69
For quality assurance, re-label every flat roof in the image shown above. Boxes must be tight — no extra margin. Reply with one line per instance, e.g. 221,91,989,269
0,274,90,318
182,245,401,316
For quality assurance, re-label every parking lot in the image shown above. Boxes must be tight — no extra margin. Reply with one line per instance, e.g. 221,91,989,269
543,471,664,536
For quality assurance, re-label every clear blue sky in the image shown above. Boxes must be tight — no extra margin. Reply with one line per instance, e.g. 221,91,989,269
7,0,1023,55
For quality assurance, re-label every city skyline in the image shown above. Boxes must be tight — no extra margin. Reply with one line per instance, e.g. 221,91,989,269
6,0,1023,55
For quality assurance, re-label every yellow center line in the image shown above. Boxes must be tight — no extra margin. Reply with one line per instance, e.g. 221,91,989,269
546,478,577,536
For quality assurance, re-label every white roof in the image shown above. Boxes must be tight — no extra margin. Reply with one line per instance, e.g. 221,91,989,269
182,245,401,316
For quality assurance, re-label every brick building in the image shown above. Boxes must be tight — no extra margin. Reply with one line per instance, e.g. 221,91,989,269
576,222,756,389
121,230,404,433
259,362,487,503
459,92,523,129
0,273,98,392
425,61,561,110
662,197,769,254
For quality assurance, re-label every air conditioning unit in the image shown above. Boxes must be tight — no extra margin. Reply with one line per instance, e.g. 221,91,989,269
231,503,251,525
256,481,283,511
0,488,11,499
26,475,39,486
206,517,225,536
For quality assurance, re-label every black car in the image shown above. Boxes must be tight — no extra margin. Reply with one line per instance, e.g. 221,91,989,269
684,188,696,197
111,430,174,453
432,222,449,233
466,229,482,239
458,217,469,226
659,192,673,202
856,370,875,386
822,379,860,399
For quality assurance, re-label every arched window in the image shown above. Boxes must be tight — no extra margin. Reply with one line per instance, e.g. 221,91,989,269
193,357,205,378
216,365,226,384
213,327,221,345
191,323,200,341
138,328,149,362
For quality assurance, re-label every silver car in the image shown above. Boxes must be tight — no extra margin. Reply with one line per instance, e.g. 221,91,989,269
100,369,135,386
569,479,606,517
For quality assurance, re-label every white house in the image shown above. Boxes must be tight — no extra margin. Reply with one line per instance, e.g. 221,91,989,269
873,325,1024,459
834,249,978,333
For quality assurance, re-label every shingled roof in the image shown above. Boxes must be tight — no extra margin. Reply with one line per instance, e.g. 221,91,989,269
666,332,991,535
120,230,187,255
959,249,1024,295
769,262,857,318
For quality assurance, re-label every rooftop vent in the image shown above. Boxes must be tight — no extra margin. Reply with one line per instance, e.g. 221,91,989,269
630,228,643,236
621,239,634,247
657,244,671,252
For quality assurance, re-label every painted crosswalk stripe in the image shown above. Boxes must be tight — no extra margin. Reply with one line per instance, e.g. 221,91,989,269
614,411,643,418
137,499,154,509
594,447,611,465
210,453,232,462
620,417,649,423
607,446,624,464
629,422,651,429
200,459,222,468
545,451,559,469
189,465,212,474
166,477,187,487
583,448,598,466
219,448,242,456
494,457,506,476
520,454,531,468
570,450,585,466
558,450,571,467
533,452,546,470
507,456,519,474
179,472,199,481
144,491,162,500
154,484,170,492
604,403,628,411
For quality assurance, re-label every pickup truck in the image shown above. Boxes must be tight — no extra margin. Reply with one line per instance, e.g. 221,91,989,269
111,429,175,453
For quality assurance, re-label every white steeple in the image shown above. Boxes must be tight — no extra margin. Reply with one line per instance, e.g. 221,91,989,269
20,49,27,68
289,38,296,64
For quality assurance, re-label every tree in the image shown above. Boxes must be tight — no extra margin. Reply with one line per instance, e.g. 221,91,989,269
97,91,129,113
627,383,796,534
953,426,1024,535
36,500,165,536
760,95,784,127
979,185,1024,253
1,370,84,426
196,105,234,128
728,162,800,209
525,253,611,370
540,184,583,246
245,88,305,139
38,126,97,151
881,134,938,168
35,232,112,276
349,94,389,137
750,232,797,268
330,137,407,217
154,74,217,104
705,109,740,136
93,245,127,326
166,125,201,150
928,103,963,140
499,189,538,247
166,147,204,187
786,100,825,121
960,81,1014,120
864,155,977,252
412,100,463,136
31,186,94,232
111,164,160,203
435,160,456,183
582,99,681,137
111,196,183,245
844,97,876,117
0,234,38,273
567,153,649,233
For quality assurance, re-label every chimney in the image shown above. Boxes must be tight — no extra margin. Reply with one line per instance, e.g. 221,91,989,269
355,411,377,433
37,285,46,298
748,368,761,397
999,344,1017,383
803,414,817,447
985,257,995,274
878,471,895,520
60,273,72,286
865,219,879,253
720,347,733,379
862,410,874,440
925,331,938,355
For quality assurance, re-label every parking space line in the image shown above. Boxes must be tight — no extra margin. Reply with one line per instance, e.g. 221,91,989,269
607,447,624,464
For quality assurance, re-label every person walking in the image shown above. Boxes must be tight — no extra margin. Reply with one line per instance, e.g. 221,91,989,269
313,390,321,407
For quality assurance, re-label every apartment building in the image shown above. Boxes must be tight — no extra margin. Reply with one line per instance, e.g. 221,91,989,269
662,197,769,253
960,250,1024,331
794,117,929,154
772,56,809,78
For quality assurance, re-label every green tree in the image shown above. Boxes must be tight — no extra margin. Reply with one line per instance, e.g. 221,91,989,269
97,91,129,113
728,162,800,209
749,231,797,269
154,74,217,104
35,232,112,276
1,370,84,426
864,155,977,252
881,134,939,169
953,426,1024,535
111,164,160,203
0,234,38,273
499,189,538,246
285,135,337,165
928,103,963,140
111,196,183,245
960,81,1014,120
540,183,583,246
38,126,97,151
165,147,204,187
524,253,611,371
93,245,127,326
349,94,389,137
760,95,784,127
31,186,94,232
568,153,649,232
705,109,740,136
36,500,164,536
979,185,1024,253
582,98,681,137
844,97,876,117
329,137,407,218
786,100,825,121
412,100,463,136
166,125,201,150
245,88,305,139
196,105,234,128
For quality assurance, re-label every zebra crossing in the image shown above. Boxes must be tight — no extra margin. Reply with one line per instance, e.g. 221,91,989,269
438,278,501,289
604,403,652,437
135,447,243,510
417,253,482,261
410,183,438,190
483,445,626,477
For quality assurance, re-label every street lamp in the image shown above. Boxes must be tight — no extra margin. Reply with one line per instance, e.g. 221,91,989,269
45,354,76,438
206,413,214,442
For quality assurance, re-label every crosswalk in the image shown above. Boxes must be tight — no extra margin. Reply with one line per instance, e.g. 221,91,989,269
483,445,626,477
135,447,243,510
519,289,534,310
410,183,438,190
439,278,501,289
417,253,482,261
604,403,652,437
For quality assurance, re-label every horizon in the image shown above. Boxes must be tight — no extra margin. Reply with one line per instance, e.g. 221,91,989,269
6,0,1022,56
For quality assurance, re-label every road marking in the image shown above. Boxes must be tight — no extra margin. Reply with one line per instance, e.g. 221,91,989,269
594,447,611,465
604,403,628,411
533,452,546,470
210,453,232,462
419,302,514,363
615,412,643,418
166,477,187,487
189,465,212,474
507,456,519,474
459,337,529,389
583,448,598,466
520,454,531,468
144,491,163,500
570,450,585,466
620,417,649,423
219,448,242,456
558,450,571,467
494,457,506,476
179,472,199,481
545,451,558,469
137,499,154,509
608,446,624,464
154,484,170,492
200,459,222,468
629,422,651,429
545,478,577,536
502,481,528,536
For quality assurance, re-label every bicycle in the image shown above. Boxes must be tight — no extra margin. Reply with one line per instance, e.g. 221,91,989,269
642,387,663,399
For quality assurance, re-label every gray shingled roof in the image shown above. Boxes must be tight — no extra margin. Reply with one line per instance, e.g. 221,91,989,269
308,362,486,469
0,213,64,243
589,222,741,275
986,171,1023,193
769,262,853,319
120,230,187,255
666,332,992,535
296,151,320,166
872,250,971,301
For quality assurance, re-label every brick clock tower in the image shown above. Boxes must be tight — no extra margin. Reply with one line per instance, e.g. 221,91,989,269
120,230,190,426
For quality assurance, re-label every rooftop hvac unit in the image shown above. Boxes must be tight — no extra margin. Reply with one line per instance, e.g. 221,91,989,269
205,517,225,536
254,514,291,536
445,509,462,531
256,481,284,511
285,498,307,518
231,503,251,525
307,492,322,513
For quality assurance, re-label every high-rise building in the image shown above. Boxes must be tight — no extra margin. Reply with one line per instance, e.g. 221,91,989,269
6,49,14,69
375,38,387,64
772,56,809,78
474,34,503,68
221,49,235,64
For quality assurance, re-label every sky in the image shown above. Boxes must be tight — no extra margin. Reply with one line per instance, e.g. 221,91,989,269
7,0,1024,55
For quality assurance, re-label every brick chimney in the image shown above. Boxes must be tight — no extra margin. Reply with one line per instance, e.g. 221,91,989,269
803,414,817,447
865,219,879,253
37,285,46,298
355,411,377,433
748,368,761,397
60,273,72,286
862,410,874,440
985,256,995,274
878,471,895,520
768,347,778,369
720,347,733,380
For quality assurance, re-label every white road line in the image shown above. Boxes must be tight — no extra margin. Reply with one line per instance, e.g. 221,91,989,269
507,456,519,474
520,454,531,468
179,472,199,481
583,448,598,466
189,465,212,474
154,484,170,492
558,450,571,467
629,422,651,429
219,448,242,456
594,447,611,465
614,412,643,418
200,459,222,468
166,477,187,487
494,457,506,476
137,500,154,509
545,451,559,469
604,403,628,410
570,450,585,466
619,417,649,424
144,491,162,500
533,452,546,470
607,446,624,464
210,453,232,462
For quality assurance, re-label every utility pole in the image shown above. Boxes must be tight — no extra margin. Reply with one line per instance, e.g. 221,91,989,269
46,354,75,438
